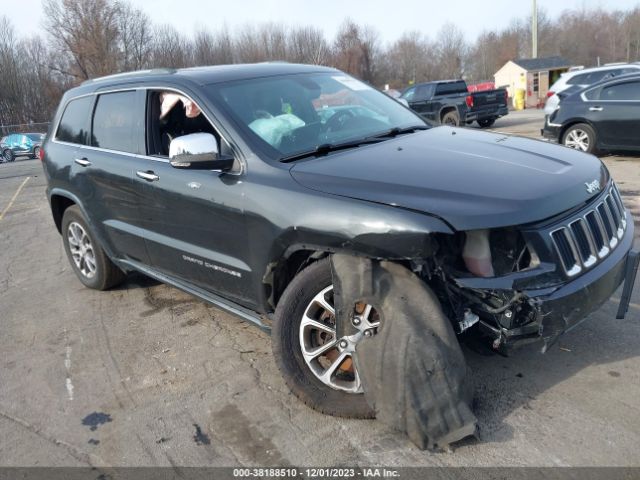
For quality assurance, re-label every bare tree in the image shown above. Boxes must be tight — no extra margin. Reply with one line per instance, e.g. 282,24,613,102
289,26,329,64
332,19,380,83
43,0,121,79
0,16,23,127
4,0,640,133
379,31,439,87
118,2,153,71
434,23,469,79
150,24,192,68
193,28,234,65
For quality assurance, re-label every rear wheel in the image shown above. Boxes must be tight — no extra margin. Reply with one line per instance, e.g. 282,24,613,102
61,206,125,290
442,110,460,127
272,257,376,418
477,118,495,128
32,146,41,159
562,123,597,154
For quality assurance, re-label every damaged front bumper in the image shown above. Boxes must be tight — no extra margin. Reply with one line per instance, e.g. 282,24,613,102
456,211,637,352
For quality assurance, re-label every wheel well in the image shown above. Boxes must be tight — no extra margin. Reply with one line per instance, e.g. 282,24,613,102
559,120,595,143
50,195,76,233
266,249,329,310
440,107,457,121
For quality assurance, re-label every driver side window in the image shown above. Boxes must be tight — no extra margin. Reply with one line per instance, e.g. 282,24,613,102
402,87,416,102
146,90,230,157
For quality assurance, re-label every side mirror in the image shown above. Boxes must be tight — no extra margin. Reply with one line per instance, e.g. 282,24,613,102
169,133,234,171
398,98,410,107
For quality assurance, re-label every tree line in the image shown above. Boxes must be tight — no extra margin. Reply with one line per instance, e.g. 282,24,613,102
1,0,640,132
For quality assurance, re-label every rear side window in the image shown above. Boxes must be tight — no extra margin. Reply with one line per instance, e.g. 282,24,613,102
414,84,434,101
600,81,640,101
435,81,467,96
56,96,93,145
92,91,138,153
567,69,631,86
584,88,600,100
567,71,604,85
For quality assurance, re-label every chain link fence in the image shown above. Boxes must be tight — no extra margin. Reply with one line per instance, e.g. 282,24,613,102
0,122,51,137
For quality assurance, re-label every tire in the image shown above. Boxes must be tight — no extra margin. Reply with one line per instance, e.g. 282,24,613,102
32,146,41,160
272,257,375,419
3,149,14,162
441,110,460,127
61,205,125,290
477,118,495,128
562,123,597,154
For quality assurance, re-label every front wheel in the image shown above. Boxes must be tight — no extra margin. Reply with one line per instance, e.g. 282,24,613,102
477,118,495,128
272,258,376,418
562,123,597,154
3,149,14,162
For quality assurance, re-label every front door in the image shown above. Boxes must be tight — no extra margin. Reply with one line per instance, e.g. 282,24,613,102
134,89,253,307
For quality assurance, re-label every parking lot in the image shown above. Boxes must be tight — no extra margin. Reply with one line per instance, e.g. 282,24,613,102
1,109,639,467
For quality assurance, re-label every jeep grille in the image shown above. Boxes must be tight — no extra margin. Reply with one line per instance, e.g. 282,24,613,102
550,184,627,277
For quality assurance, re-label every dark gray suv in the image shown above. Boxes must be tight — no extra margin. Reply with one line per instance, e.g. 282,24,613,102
42,64,638,419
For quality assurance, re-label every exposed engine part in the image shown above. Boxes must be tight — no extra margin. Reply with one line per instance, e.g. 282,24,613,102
458,309,480,333
463,229,494,277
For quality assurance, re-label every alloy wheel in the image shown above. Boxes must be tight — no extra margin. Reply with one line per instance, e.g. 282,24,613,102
67,222,97,278
298,285,379,393
564,129,590,151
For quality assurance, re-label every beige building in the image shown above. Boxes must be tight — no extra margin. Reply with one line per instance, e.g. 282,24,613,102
494,56,571,108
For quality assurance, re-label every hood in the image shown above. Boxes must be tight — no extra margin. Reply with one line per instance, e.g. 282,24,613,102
290,126,608,230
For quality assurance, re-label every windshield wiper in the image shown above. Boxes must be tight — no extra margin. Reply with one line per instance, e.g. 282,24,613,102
279,125,429,163
368,125,429,140
280,137,384,163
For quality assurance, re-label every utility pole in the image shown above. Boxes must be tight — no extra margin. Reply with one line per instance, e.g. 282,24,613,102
532,0,538,58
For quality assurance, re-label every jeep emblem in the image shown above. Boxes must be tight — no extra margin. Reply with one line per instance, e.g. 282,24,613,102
585,179,601,194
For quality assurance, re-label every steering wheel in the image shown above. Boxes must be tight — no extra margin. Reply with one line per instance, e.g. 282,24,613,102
325,110,356,133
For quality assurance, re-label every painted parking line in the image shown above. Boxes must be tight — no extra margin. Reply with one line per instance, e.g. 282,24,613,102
0,176,31,221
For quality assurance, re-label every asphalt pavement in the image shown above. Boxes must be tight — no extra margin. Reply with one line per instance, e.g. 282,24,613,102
1,113,639,467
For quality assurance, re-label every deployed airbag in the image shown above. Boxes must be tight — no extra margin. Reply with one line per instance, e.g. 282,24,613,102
331,254,477,450
249,114,305,148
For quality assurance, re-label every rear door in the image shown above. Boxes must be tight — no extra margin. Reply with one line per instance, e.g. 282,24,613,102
71,89,151,264
589,79,640,148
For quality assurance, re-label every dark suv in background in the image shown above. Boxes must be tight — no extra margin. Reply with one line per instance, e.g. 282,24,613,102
41,64,638,419
543,73,640,154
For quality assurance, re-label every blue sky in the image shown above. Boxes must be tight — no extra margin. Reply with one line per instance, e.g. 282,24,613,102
7,0,640,43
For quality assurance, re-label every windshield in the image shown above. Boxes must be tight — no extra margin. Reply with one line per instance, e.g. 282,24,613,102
208,72,426,160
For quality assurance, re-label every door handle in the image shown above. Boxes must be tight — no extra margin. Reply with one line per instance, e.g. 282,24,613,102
74,158,91,167
589,106,603,112
136,170,159,182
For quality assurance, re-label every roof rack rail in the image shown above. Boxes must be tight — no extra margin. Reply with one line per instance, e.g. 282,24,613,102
81,68,177,85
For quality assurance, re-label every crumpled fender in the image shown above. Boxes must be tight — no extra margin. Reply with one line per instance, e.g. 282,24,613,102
331,254,477,450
